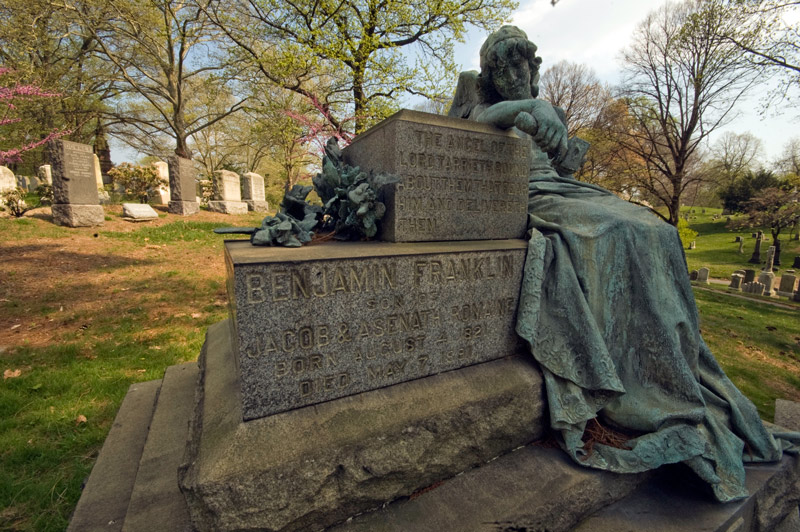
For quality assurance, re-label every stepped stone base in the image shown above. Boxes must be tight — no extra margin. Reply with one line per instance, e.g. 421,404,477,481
52,203,104,227
207,200,247,214
168,200,199,215
244,199,269,212
68,321,800,532
179,321,547,532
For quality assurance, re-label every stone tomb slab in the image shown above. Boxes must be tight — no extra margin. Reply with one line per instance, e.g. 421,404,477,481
342,109,531,242
225,238,527,420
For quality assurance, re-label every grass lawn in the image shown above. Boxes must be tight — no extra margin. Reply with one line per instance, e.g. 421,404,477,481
682,206,800,280
0,203,799,531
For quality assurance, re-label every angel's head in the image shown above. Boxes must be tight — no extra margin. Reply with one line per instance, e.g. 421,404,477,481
478,26,542,103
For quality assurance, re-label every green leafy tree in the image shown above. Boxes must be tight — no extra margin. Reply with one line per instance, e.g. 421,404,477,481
75,0,244,159
718,168,780,212
202,0,517,135
108,162,167,203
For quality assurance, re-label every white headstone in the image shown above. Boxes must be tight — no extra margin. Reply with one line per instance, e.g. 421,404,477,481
0,166,16,193
37,164,52,185
150,161,171,204
215,170,242,201
242,172,266,201
697,267,710,284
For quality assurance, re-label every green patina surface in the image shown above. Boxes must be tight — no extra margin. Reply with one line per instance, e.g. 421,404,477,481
455,25,798,502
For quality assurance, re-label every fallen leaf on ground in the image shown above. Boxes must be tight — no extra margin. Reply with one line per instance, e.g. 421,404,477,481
10,324,21,330
191,312,202,319
75,415,87,425
4,369,22,379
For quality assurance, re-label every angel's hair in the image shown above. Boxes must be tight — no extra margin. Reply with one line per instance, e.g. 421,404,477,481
478,26,542,104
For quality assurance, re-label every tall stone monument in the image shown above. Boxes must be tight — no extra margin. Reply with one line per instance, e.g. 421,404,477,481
167,156,199,215
208,170,248,214
241,171,269,212
758,246,777,296
749,231,763,264
48,140,105,227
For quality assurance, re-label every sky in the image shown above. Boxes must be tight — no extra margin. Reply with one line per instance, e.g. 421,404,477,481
450,0,798,163
111,0,797,165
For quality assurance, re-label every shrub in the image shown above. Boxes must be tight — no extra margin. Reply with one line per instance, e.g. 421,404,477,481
677,218,698,248
1,187,30,217
107,163,166,203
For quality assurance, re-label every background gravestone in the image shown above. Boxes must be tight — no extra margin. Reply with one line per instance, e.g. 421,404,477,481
48,139,104,227
0,166,15,194
167,156,199,215
208,170,247,214
149,161,170,204
777,273,797,297
696,267,709,284
37,164,52,185
241,172,269,212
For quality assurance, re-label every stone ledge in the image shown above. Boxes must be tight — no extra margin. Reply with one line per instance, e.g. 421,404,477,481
168,201,199,216
67,380,161,532
179,320,546,532
207,200,247,215
52,203,105,227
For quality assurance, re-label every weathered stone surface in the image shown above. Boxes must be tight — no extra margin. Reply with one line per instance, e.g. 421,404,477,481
743,281,766,296
214,170,242,201
574,455,800,532
744,269,757,283
730,273,744,291
37,164,52,185
168,200,199,216
167,156,195,202
122,363,195,532
342,109,530,242
775,399,800,431
51,204,105,227
757,271,775,296
241,172,265,201
777,274,797,298
690,270,698,281
243,199,269,212
697,267,710,283
225,239,527,420
179,320,546,532
207,200,247,215
0,165,15,193
48,140,100,205
122,203,159,221
331,446,649,532
67,379,160,532
149,162,170,204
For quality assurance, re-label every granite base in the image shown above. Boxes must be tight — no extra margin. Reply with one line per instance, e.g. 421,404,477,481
207,200,247,214
51,203,105,227
244,199,269,212
178,321,546,532
168,201,199,216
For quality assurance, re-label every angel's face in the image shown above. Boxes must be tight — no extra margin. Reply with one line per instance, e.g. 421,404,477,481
492,49,532,101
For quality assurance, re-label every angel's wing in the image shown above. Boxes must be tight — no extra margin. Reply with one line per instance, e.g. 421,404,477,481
447,70,480,119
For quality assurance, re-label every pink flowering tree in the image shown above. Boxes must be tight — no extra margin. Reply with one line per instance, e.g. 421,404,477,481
0,67,70,165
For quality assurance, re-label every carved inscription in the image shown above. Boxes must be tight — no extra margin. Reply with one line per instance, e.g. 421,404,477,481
62,141,95,182
341,111,531,242
391,125,529,240
230,242,527,420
